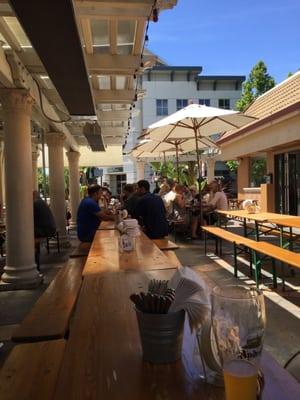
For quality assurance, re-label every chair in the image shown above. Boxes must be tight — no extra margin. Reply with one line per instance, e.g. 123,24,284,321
284,351,300,382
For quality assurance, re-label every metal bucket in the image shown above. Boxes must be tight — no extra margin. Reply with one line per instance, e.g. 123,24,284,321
135,308,185,364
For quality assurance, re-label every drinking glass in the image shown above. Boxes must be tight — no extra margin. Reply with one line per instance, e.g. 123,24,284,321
211,285,266,400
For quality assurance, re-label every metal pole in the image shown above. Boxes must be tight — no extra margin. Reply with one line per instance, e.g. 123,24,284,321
194,125,204,234
41,131,48,201
175,143,180,182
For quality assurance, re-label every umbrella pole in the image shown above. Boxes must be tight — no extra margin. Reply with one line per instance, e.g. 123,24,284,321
163,151,166,165
193,126,204,237
175,143,179,182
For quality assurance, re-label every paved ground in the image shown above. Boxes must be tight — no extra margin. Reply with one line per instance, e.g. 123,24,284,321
0,224,299,370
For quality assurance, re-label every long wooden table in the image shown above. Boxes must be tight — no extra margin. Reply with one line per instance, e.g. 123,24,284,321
268,217,300,249
83,230,178,275
97,220,116,230
53,268,300,400
216,210,295,241
54,269,224,400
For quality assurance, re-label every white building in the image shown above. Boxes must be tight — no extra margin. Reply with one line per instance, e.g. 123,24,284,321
120,63,245,191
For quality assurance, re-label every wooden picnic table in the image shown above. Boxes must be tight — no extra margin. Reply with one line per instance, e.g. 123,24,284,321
53,268,300,400
216,210,295,241
97,220,116,230
83,229,177,275
268,217,300,249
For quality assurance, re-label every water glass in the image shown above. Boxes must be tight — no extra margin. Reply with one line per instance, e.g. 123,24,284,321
211,285,266,400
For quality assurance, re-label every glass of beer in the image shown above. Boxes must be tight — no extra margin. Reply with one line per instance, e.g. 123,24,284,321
211,285,266,400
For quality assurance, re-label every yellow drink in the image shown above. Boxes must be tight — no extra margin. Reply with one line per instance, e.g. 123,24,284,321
223,359,257,400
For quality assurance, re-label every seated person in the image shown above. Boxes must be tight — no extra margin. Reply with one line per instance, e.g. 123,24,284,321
133,180,169,239
121,184,140,217
77,184,115,243
33,191,56,238
203,181,228,224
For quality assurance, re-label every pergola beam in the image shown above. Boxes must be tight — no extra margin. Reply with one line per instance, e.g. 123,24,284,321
0,16,22,51
94,89,135,103
86,54,155,73
81,18,93,54
97,110,130,120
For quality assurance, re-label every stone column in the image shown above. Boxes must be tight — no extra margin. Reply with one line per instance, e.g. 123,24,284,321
66,150,80,228
46,132,70,247
136,161,145,181
0,89,41,288
32,146,40,191
206,158,216,183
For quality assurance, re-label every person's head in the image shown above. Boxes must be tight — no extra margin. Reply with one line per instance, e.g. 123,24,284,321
87,184,102,201
137,180,150,196
175,184,185,195
33,190,40,201
102,188,112,200
167,178,175,190
159,183,170,196
208,181,220,193
189,185,198,196
122,184,134,197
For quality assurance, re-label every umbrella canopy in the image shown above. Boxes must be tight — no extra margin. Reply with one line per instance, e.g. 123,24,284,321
146,103,256,140
143,103,256,179
130,138,207,181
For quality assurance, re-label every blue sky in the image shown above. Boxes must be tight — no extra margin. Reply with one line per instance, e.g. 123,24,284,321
147,0,300,83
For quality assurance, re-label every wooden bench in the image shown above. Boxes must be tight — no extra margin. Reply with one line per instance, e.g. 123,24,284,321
202,226,300,289
0,339,65,400
202,226,254,277
12,257,85,343
152,238,179,250
69,242,91,258
246,240,300,289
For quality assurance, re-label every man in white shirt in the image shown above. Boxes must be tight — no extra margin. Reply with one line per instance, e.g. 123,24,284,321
203,181,228,224
206,181,228,211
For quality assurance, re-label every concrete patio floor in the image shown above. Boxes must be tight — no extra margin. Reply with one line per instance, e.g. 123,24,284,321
0,225,299,371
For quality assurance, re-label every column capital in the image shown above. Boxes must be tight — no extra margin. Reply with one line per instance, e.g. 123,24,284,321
0,88,34,116
46,132,66,147
66,150,80,162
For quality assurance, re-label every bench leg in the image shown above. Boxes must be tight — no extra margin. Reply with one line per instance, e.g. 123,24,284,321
219,238,223,256
215,237,218,255
35,241,40,272
46,237,50,254
281,262,285,291
204,231,207,255
271,258,277,289
252,250,260,289
233,242,238,277
56,232,60,253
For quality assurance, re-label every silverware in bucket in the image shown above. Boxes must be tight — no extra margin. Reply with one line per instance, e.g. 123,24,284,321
135,308,185,364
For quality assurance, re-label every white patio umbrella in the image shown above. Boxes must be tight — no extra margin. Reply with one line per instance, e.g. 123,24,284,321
144,103,256,181
130,138,208,181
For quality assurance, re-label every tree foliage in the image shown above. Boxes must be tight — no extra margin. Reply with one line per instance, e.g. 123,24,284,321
226,160,239,172
236,61,275,111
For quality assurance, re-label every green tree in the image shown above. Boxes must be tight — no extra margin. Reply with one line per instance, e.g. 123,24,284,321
226,160,239,173
236,61,275,111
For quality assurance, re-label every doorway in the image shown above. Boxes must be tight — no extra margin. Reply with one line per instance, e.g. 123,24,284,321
275,151,300,215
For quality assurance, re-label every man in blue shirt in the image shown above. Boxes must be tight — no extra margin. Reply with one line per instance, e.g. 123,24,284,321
77,184,115,242
133,180,169,239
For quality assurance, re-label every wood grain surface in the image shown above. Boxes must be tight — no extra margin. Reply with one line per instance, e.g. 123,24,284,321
0,340,66,400
83,231,177,275
12,258,85,342
54,270,224,400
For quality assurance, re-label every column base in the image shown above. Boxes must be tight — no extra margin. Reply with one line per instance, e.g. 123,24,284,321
69,220,77,229
0,264,43,291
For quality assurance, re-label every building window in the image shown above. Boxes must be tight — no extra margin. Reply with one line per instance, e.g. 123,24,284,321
218,99,230,109
176,99,188,110
156,99,168,116
199,99,210,106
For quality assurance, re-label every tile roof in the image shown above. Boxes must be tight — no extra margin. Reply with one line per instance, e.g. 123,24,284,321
218,71,300,144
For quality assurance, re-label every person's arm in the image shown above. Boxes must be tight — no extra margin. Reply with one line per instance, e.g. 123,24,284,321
206,192,221,211
95,209,115,221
